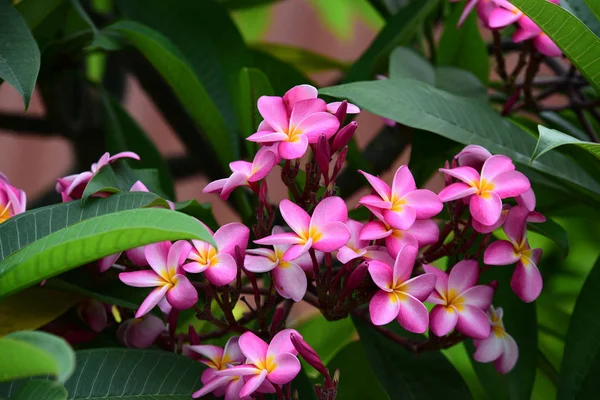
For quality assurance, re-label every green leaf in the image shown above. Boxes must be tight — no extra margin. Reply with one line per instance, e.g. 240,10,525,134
0,0,40,108
0,331,74,383
174,200,219,231
352,316,472,399
105,20,237,168
252,43,349,74
9,380,67,400
438,4,489,84
251,49,312,95
319,79,600,200
237,67,274,149
563,0,600,37
508,0,600,94
470,265,538,399
102,92,175,200
0,208,214,298
327,341,388,400
528,217,569,259
216,0,281,9
0,192,165,264
16,0,66,30
558,256,600,399
82,161,168,202
532,125,600,162
0,349,205,400
345,0,439,82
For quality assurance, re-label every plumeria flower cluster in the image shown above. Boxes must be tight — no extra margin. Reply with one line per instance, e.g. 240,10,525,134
454,0,562,57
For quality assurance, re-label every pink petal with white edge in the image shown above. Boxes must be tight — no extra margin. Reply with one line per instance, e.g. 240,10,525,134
385,231,418,259
495,334,519,374
392,245,418,284
511,257,543,302
99,252,121,272
182,261,209,274
429,305,459,337
358,170,392,201
488,7,522,29
369,291,400,325
439,166,480,185
230,161,253,175
327,101,360,114
473,205,509,234
503,205,529,244
166,274,198,310
534,34,562,57
481,155,515,181
205,253,238,286
240,369,267,398
423,265,449,296
221,172,250,200
192,375,232,399
257,96,289,132
279,199,310,234
297,112,340,143
239,332,269,365
311,196,348,227
456,305,491,339
284,84,318,109
490,171,530,199
391,166,417,198
458,285,494,309
272,262,307,302
255,232,304,246
136,285,170,318
119,270,164,287
470,192,503,226
397,294,430,334
312,222,351,252
403,189,443,219
407,219,439,246
268,329,299,358
484,240,520,265
448,259,479,295
336,246,364,264
360,221,392,240
358,194,392,210
217,365,261,377
279,135,309,160
282,239,313,262
249,151,276,182
214,223,250,258
289,98,327,128
368,260,393,291
473,335,504,363
184,344,223,363
224,376,245,400
400,273,437,302
268,353,301,384
108,151,140,162
244,254,278,273
246,130,288,144
383,206,416,231
168,241,192,273
203,178,227,194
223,336,245,363
438,183,478,202
145,241,172,280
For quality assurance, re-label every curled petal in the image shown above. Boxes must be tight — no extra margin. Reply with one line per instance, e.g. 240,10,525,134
296,112,340,143
268,329,300,358
473,335,504,363
360,221,393,241
327,101,360,114
217,365,261,377
494,334,519,374
284,84,318,108
337,246,365,264
99,252,121,273
203,178,227,195
182,261,209,274
456,305,491,339
257,96,289,132
397,294,430,334
369,291,400,326
488,7,522,29
136,285,170,318
244,254,278,273
239,332,268,366
470,192,502,226
358,194,392,210
166,274,198,310
267,353,301,384
289,99,327,128
205,253,238,286
282,239,313,262
224,376,245,400
448,260,479,295
511,258,543,303
272,262,307,302
214,223,250,258
484,240,520,266
503,206,529,244
125,246,148,267
403,190,443,219
391,166,417,198
247,130,288,144
223,336,245,364
456,145,492,169
240,369,267,398
145,241,171,280
192,375,232,399
359,170,392,201
119,270,163,288
439,166,480,186
367,260,393,291
255,232,304,246
457,0,478,27
168,241,193,272
184,345,223,364
534,34,562,57
438,183,478,202
458,285,494,309
429,305,459,337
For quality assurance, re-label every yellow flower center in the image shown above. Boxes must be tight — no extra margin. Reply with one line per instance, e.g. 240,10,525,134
472,178,495,196
390,195,407,213
0,201,13,224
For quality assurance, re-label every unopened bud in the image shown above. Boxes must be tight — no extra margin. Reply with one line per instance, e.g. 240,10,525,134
488,280,499,290
77,299,109,333
332,146,348,181
334,100,348,124
291,333,332,385
270,307,286,336
346,262,368,292
188,325,200,345
316,135,331,185
332,121,358,153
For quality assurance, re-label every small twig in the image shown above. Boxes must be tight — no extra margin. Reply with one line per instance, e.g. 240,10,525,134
492,30,509,86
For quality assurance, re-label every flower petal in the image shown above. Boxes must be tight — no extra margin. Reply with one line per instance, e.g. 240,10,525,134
488,7,522,29
392,245,418,284
145,241,171,280
205,253,238,286
284,84,318,109
119,270,164,287
484,240,519,265
534,33,562,57
385,231,418,259
166,274,198,310
267,353,301,384
423,265,448,297
240,369,267,398
494,334,519,374
503,205,529,244
244,254,278,273
289,98,327,128
327,101,360,114
217,365,261,377
239,332,268,365
367,260,393,291
272,262,307,302
311,196,348,228
359,170,392,201
458,285,494,309
429,305,459,337
257,96,289,132
439,166,480,185
369,291,400,325
480,155,515,181
397,294,430,334
268,329,299,358
99,252,121,273
255,232,304,246
400,273,437,302
490,171,530,199
337,246,364,264
279,135,309,159
279,199,310,235
312,222,351,252
296,112,340,142
168,241,192,273
182,261,209,274
511,257,543,302
456,145,492,169
192,375,233,399
438,183,478,202
448,259,479,295
223,336,245,364
358,194,392,210
470,192,503,226
456,304,491,339
282,240,313,262
224,376,245,400
473,335,504,363
246,130,288,144
383,207,416,230
184,345,224,364
136,285,170,318
402,190,443,219
360,221,392,240
406,219,439,247
125,246,148,267
391,166,417,198
214,223,250,258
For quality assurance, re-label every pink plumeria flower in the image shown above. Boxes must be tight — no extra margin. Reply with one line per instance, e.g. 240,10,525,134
473,306,519,374
0,173,26,224
183,223,249,286
360,205,439,258
280,84,360,116
185,337,246,399
203,147,277,200
337,219,394,264
368,245,436,333
424,260,494,339
245,227,309,302
247,88,340,160
255,197,351,261
438,154,530,226
483,206,543,302
116,314,166,348
455,145,492,170
477,0,499,28
119,241,197,318
513,14,562,56
216,329,302,398
359,166,443,230
472,204,510,234
488,0,523,29
55,151,139,202
517,188,546,223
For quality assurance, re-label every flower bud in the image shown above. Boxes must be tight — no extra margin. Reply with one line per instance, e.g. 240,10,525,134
332,121,358,153
331,146,348,183
316,135,331,185
291,333,332,385
334,100,348,124
269,306,286,336
346,262,368,292
76,299,109,333
188,325,200,345
117,314,166,348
